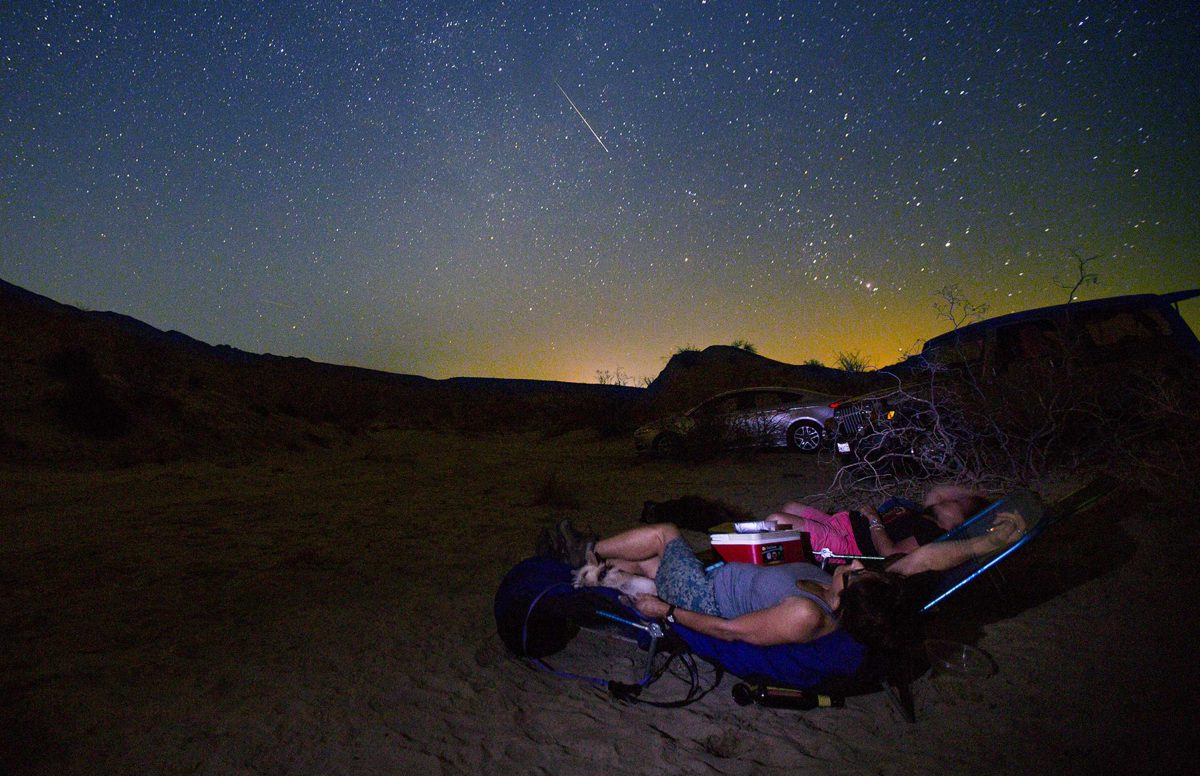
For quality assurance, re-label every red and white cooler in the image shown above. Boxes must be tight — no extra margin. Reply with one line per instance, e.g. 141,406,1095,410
709,529,812,566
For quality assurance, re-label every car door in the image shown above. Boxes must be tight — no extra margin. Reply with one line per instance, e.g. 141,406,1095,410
723,391,768,446
749,390,801,445
689,391,771,448
689,394,742,444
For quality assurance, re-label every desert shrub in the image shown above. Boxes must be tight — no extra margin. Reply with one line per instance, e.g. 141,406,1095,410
595,367,633,386
730,339,757,354
43,347,132,439
803,358,825,367
835,351,873,372
832,280,1200,491
836,352,1116,489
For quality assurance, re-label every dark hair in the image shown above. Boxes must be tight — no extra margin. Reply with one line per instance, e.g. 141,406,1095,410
922,496,994,530
837,571,923,654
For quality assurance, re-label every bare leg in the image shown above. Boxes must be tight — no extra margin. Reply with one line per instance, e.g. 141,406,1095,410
768,506,858,557
595,523,681,579
767,511,807,529
770,502,827,530
769,504,839,532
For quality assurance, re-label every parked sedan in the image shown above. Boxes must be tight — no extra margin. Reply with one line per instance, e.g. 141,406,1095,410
634,387,840,456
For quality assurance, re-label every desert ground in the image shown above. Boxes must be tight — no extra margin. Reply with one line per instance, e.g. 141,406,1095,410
2,426,1196,775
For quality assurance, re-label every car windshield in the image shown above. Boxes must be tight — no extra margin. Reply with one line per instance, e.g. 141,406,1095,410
692,390,807,417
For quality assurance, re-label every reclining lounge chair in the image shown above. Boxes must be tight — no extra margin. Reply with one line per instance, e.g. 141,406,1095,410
494,480,1111,713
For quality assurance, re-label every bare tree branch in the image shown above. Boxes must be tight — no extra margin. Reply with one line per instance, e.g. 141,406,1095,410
1060,251,1101,303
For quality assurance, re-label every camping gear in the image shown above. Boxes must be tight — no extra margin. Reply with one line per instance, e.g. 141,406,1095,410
731,683,845,709
921,488,1045,612
919,478,1116,612
815,547,887,564
709,529,810,565
493,479,1114,713
494,557,721,706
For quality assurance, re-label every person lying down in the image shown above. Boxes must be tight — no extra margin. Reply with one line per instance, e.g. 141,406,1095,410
540,509,1028,654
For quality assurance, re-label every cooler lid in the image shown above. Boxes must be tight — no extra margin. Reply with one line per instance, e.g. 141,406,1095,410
709,529,805,545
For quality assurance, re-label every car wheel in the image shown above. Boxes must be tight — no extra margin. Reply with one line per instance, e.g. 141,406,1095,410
787,420,823,453
653,432,683,458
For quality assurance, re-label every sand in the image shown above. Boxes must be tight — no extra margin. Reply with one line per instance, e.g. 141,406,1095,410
2,428,1196,775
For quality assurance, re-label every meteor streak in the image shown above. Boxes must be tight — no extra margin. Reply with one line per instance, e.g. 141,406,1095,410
554,79,610,154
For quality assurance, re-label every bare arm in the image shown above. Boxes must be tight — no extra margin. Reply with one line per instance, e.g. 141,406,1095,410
888,510,1027,576
633,595,834,646
860,505,920,557
768,512,797,529
767,505,812,530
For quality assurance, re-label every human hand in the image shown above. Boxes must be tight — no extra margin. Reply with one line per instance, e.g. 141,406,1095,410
985,510,1027,549
769,513,797,530
633,594,668,619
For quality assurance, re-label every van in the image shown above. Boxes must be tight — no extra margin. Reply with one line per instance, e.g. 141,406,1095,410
916,289,1200,379
835,290,1199,469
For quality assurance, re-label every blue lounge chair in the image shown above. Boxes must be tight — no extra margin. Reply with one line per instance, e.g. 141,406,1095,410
493,479,1113,711
922,476,1116,612
921,488,1047,612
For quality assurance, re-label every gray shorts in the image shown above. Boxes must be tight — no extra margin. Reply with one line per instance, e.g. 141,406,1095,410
655,538,721,616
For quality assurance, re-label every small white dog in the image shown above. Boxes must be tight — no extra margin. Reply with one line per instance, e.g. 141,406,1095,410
572,551,657,598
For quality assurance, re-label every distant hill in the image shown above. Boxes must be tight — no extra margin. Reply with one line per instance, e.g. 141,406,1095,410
0,279,641,467
644,345,887,413
0,279,894,467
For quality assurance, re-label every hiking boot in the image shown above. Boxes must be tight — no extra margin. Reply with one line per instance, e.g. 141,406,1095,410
554,518,596,568
534,524,566,560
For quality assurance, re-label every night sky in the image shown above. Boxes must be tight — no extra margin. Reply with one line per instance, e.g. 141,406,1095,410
3,2,1198,383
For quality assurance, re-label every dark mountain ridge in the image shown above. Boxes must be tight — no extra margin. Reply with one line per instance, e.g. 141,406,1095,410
1,279,883,467
1,279,644,466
